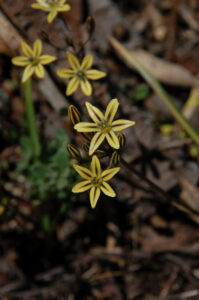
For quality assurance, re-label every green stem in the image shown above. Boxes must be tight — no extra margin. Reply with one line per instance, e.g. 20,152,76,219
109,37,199,147
24,78,41,159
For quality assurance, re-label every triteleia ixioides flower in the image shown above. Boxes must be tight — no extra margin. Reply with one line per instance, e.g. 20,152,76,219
12,40,57,83
57,51,106,96
31,0,71,23
72,155,120,208
74,99,135,155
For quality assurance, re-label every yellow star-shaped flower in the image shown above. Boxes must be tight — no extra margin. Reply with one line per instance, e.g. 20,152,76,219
72,155,120,208
12,40,57,83
57,51,106,96
31,0,71,23
74,99,135,155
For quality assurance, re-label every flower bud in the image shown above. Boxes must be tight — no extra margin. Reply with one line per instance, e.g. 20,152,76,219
111,151,120,166
117,132,126,149
67,144,81,159
86,16,95,36
83,142,90,152
68,105,81,125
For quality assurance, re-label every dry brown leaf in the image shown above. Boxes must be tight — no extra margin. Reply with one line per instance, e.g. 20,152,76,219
109,36,199,88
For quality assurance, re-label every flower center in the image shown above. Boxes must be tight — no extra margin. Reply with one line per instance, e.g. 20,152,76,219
97,120,111,133
29,57,40,66
76,71,85,80
91,177,102,187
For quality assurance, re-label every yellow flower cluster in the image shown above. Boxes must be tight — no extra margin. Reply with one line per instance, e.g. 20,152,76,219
11,2,136,209
31,0,71,23
70,99,135,208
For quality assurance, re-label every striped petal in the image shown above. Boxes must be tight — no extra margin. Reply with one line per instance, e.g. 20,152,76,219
73,164,92,179
90,187,101,208
12,56,29,66
89,132,105,155
85,102,104,123
101,182,116,197
86,69,106,80
22,65,35,83
66,77,80,96
35,64,45,78
91,155,101,177
81,55,93,70
101,167,120,181
33,40,42,56
74,122,98,132
58,4,71,12
112,119,135,132
57,68,75,78
66,51,80,70
21,40,33,57
47,11,58,23
40,54,57,65
105,98,119,123
106,131,119,149
80,79,92,96
72,180,92,193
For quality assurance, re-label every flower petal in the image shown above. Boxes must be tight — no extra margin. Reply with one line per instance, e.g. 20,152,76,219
40,54,57,65
80,79,92,96
57,68,75,78
35,64,45,78
81,55,93,70
57,4,71,12
22,65,35,83
106,131,119,149
89,132,105,155
47,11,58,23
60,0,67,4
112,119,136,132
101,182,116,197
73,164,92,179
85,102,104,123
74,122,98,132
72,180,92,193
91,155,101,177
101,167,120,181
86,69,107,80
66,77,80,96
105,98,119,123
33,40,42,56
66,51,80,70
12,56,29,66
21,40,33,57
90,186,100,208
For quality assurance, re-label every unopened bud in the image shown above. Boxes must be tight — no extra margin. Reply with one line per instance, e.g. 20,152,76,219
68,105,81,125
117,132,126,149
111,151,120,166
86,16,95,36
67,144,81,159
83,142,90,152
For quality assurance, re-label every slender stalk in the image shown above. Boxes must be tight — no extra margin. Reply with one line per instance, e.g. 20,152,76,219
24,78,41,159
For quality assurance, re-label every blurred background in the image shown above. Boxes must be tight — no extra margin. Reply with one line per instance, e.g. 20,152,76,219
1,0,199,299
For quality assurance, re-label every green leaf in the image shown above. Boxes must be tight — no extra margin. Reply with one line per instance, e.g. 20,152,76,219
133,83,149,101
41,214,51,232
